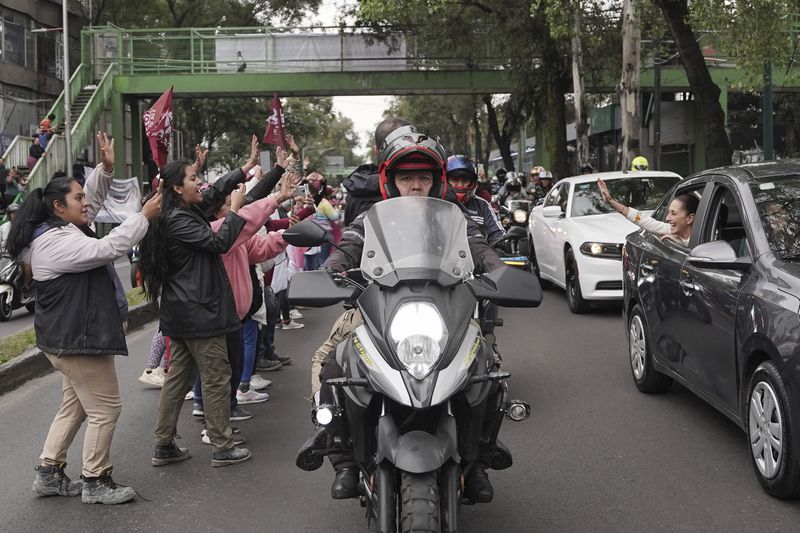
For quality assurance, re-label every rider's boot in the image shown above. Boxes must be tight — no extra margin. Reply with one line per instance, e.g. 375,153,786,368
296,424,327,471
464,462,494,503
331,466,360,499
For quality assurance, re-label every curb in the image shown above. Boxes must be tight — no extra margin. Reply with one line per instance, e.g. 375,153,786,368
0,301,158,396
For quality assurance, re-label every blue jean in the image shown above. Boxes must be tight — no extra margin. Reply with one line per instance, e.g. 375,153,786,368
240,319,259,384
303,252,322,271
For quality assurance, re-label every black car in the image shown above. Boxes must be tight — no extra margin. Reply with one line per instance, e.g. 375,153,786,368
622,161,800,499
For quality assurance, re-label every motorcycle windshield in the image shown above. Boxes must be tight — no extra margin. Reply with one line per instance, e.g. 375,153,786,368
361,197,474,287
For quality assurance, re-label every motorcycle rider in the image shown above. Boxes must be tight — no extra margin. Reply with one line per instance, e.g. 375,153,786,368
297,126,506,504
498,173,525,205
0,203,20,253
631,156,649,171
580,162,595,175
530,170,554,204
341,117,411,226
446,155,504,245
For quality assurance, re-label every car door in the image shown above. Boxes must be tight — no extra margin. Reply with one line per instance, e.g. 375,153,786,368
638,180,712,373
534,182,570,281
678,180,752,412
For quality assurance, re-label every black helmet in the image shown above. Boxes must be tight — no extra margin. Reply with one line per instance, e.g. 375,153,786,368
505,176,522,192
580,163,594,174
378,125,447,200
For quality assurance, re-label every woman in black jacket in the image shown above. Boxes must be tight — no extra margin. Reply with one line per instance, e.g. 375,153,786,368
141,136,259,468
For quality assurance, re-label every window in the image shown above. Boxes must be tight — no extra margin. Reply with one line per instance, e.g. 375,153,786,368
701,185,750,258
750,176,800,260
3,20,24,66
571,175,680,218
543,183,569,212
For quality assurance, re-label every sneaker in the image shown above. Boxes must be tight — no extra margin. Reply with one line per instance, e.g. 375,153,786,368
32,463,82,497
81,466,136,504
230,406,253,421
236,387,269,405
290,309,303,320
256,358,283,372
280,320,304,330
201,428,246,446
192,403,204,417
250,375,272,390
151,439,192,466
138,368,165,388
211,446,252,467
273,355,293,366
184,391,194,401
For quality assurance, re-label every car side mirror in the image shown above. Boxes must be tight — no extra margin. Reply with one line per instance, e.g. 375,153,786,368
687,240,751,271
542,205,564,219
282,219,328,247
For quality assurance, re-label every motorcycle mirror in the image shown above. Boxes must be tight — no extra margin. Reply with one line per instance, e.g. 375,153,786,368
282,219,328,247
467,267,542,307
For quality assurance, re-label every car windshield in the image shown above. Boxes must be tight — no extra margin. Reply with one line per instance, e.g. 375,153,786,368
360,197,474,286
571,176,680,217
750,176,800,260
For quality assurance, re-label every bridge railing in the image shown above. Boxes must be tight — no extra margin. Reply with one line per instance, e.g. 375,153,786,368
84,25,501,75
1,136,32,171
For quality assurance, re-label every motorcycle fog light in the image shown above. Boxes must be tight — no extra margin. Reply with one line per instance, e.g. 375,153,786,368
315,405,334,426
513,209,527,224
397,334,440,380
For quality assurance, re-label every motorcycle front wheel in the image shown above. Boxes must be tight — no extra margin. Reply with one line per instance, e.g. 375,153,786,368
0,294,12,321
400,471,440,533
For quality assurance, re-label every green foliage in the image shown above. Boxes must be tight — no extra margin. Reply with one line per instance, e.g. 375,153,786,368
125,288,149,308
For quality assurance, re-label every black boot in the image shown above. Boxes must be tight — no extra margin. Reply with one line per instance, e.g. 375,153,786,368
152,438,192,466
331,466,360,499
32,463,82,497
464,464,494,503
81,466,136,505
296,425,328,471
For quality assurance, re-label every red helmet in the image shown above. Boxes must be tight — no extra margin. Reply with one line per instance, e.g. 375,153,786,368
378,126,447,200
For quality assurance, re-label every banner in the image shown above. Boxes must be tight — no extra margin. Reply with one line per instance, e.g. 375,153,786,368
263,94,286,146
143,87,174,168
92,177,143,224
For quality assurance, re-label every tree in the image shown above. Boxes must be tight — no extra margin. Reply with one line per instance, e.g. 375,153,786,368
571,5,590,169
655,0,732,168
619,0,641,170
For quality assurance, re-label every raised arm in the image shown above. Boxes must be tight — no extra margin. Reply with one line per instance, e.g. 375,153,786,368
84,132,116,224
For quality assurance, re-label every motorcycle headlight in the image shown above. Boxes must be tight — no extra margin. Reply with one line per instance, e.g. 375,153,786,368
389,302,448,380
513,209,527,224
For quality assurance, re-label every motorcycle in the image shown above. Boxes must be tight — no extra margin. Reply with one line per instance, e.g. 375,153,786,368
285,197,542,533
0,255,35,320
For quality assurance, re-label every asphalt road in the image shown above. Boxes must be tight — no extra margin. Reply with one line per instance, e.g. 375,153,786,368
1,288,799,532
0,258,133,339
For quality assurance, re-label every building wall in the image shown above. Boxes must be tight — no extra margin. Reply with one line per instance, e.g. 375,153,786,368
0,0,85,152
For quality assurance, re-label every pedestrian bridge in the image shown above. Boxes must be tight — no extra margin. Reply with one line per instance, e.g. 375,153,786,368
5,24,800,189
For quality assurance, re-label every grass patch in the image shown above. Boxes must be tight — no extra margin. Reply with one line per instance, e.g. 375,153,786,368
0,328,37,364
126,288,148,307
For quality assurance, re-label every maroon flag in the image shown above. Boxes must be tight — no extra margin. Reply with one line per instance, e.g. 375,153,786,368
143,87,174,168
263,94,286,146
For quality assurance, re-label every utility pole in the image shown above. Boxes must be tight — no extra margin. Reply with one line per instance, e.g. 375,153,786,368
763,60,774,161
654,38,662,170
62,0,73,177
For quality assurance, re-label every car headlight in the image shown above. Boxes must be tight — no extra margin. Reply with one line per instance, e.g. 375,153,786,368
389,302,448,380
579,242,623,259
513,209,528,224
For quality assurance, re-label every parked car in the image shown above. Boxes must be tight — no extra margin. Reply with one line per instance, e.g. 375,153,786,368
623,160,800,499
528,170,681,313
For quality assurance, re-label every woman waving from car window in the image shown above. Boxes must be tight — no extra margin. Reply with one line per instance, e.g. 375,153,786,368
598,178,698,246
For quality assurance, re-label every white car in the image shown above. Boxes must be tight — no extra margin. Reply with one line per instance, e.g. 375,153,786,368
528,170,682,313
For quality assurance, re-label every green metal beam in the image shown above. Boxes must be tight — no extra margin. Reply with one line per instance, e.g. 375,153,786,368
113,70,514,97
111,90,125,177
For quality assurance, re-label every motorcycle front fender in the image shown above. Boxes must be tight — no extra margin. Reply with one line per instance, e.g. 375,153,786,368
375,413,460,474
0,283,14,301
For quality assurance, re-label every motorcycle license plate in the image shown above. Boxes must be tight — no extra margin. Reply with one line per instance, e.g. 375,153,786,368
501,256,528,266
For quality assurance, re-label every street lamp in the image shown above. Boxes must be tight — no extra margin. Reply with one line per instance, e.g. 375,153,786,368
31,0,72,178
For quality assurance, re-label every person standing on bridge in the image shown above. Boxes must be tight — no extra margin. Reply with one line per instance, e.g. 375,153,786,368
8,132,162,505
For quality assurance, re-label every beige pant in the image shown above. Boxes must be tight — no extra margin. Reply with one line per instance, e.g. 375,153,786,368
310,308,362,397
154,335,234,452
40,354,122,478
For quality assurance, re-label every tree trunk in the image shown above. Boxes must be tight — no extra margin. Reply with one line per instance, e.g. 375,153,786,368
656,0,732,169
619,0,641,171
483,95,515,171
571,6,590,170
538,34,570,180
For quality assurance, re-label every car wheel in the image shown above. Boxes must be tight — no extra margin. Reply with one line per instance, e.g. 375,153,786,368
628,304,672,393
746,360,800,498
565,249,589,314
529,242,550,289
